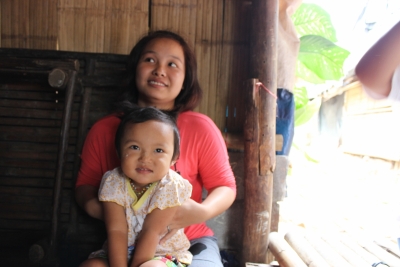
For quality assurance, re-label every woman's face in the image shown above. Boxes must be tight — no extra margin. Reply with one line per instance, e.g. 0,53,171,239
135,38,186,110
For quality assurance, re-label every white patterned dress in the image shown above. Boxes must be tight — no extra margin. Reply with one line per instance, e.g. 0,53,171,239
97,167,193,265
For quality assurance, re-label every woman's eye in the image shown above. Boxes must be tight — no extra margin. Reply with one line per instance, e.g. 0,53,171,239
144,57,155,63
155,148,164,153
169,62,177,68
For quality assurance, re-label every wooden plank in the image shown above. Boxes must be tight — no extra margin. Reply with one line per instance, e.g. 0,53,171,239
0,106,64,120
242,79,274,263
0,150,75,163
0,125,77,140
0,157,75,171
0,98,81,111
0,57,80,71
1,168,73,180
0,176,73,189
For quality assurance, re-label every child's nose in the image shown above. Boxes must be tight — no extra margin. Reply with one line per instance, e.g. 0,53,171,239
139,151,150,162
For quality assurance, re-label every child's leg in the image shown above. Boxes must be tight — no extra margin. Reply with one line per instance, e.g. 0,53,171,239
79,258,109,267
139,260,168,267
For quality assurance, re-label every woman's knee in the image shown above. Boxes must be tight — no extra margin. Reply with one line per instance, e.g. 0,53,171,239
79,258,108,267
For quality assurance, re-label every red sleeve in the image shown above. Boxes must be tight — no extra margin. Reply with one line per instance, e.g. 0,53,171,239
75,115,121,188
196,116,237,193
177,112,236,196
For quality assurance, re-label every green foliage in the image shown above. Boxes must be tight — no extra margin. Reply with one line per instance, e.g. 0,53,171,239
291,3,350,124
292,3,337,42
293,86,321,127
293,4,350,83
297,35,350,83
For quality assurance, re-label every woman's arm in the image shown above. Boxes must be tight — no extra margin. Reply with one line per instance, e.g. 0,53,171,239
75,185,104,220
130,207,178,267
355,21,400,98
104,201,129,267
160,186,235,243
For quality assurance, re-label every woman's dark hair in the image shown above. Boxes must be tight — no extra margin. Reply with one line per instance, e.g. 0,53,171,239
115,106,180,161
121,30,202,114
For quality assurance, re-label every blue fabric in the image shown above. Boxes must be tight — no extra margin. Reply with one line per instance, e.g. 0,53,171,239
276,88,294,156
188,236,222,267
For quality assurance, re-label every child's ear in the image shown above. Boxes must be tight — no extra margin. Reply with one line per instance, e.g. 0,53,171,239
170,156,179,166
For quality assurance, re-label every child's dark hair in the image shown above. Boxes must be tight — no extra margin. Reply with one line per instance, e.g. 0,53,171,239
122,30,202,114
115,106,180,161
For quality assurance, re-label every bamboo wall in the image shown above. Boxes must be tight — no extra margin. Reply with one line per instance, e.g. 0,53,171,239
341,81,400,161
0,0,251,132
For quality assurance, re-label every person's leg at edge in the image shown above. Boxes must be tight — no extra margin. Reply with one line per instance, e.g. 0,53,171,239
188,236,222,267
79,258,109,267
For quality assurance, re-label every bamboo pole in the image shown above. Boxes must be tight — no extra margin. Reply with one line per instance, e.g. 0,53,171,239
242,0,278,264
284,229,332,267
268,232,307,267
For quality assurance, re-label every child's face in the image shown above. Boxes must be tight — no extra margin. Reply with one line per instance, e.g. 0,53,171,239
135,38,185,110
120,120,175,187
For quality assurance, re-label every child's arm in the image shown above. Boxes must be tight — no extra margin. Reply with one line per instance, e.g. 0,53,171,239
130,206,178,267
103,201,129,267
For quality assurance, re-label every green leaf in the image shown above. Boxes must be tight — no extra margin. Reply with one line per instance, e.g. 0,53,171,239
292,3,337,42
297,35,350,82
294,97,321,127
292,143,319,163
293,86,308,110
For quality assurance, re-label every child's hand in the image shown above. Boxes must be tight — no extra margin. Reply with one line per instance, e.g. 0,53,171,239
159,225,178,245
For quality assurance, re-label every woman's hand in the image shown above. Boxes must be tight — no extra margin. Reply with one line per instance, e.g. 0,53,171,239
75,185,104,220
160,186,236,244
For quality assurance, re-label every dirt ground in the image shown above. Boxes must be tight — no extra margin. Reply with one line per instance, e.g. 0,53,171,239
278,148,400,249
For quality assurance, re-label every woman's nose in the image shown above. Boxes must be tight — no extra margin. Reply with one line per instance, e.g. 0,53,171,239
152,64,166,77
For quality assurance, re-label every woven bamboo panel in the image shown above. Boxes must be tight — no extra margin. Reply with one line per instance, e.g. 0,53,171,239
1,0,58,49
58,0,148,54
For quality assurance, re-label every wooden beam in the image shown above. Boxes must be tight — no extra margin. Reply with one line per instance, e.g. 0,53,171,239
242,0,278,264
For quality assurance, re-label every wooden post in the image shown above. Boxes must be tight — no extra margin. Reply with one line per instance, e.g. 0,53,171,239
242,0,278,264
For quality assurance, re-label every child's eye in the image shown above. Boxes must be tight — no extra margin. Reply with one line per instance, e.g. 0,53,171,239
155,148,164,153
169,62,177,68
129,145,139,150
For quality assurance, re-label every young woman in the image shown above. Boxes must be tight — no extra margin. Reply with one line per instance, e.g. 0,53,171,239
75,30,237,267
